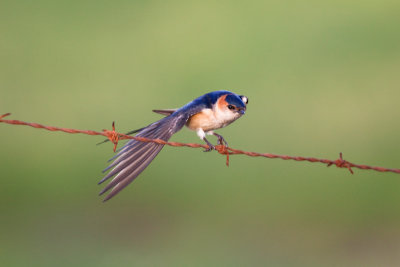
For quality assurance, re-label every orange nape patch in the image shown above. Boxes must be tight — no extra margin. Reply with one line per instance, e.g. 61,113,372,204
216,94,229,110
186,109,215,131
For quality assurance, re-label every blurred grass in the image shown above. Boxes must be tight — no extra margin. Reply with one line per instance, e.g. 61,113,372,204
1,0,400,266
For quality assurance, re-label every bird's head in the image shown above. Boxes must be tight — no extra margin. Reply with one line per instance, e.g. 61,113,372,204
224,94,248,115
213,93,248,125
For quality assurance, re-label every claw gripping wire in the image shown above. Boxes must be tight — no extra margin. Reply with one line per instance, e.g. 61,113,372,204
1,113,399,174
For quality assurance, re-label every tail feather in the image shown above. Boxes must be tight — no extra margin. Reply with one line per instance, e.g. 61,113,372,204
152,109,177,116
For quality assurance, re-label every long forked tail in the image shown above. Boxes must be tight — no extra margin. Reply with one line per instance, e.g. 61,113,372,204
98,114,185,201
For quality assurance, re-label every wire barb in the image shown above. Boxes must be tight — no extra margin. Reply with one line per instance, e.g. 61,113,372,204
1,113,399,175
102,121,122,152
215,144,230,166
0,113,11,119
327,152,354,174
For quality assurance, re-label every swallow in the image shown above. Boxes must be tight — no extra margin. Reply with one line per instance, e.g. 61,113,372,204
98,90,248,201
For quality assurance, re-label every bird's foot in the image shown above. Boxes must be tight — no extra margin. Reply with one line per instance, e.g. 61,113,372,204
203,137,216,152
213,133,229,147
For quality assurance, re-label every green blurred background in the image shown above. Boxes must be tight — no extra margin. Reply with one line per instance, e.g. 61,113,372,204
1,0,400,266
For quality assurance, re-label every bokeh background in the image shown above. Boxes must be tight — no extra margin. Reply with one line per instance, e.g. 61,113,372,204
1,0,400,266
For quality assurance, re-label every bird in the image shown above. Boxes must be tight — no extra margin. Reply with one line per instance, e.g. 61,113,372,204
98,90,248,201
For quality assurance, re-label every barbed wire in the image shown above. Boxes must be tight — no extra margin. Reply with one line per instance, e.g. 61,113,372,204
1,113,399,174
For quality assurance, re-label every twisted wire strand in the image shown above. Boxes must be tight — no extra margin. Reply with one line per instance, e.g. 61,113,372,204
1,113,399,174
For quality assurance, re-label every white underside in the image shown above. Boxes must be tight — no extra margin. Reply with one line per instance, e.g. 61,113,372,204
193,107,241,140
195,129,215,140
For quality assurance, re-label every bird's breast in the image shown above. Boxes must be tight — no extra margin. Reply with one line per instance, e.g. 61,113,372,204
186,109,221,132
186,108,238,132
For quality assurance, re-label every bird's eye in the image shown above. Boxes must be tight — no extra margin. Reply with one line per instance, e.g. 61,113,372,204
227,104,235,110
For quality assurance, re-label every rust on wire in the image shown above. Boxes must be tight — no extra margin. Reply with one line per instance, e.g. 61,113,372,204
1,113,399,174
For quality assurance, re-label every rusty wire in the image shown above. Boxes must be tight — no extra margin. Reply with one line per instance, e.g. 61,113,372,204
1,113,399,174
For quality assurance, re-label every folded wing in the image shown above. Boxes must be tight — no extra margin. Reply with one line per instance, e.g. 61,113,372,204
99,113,187,201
